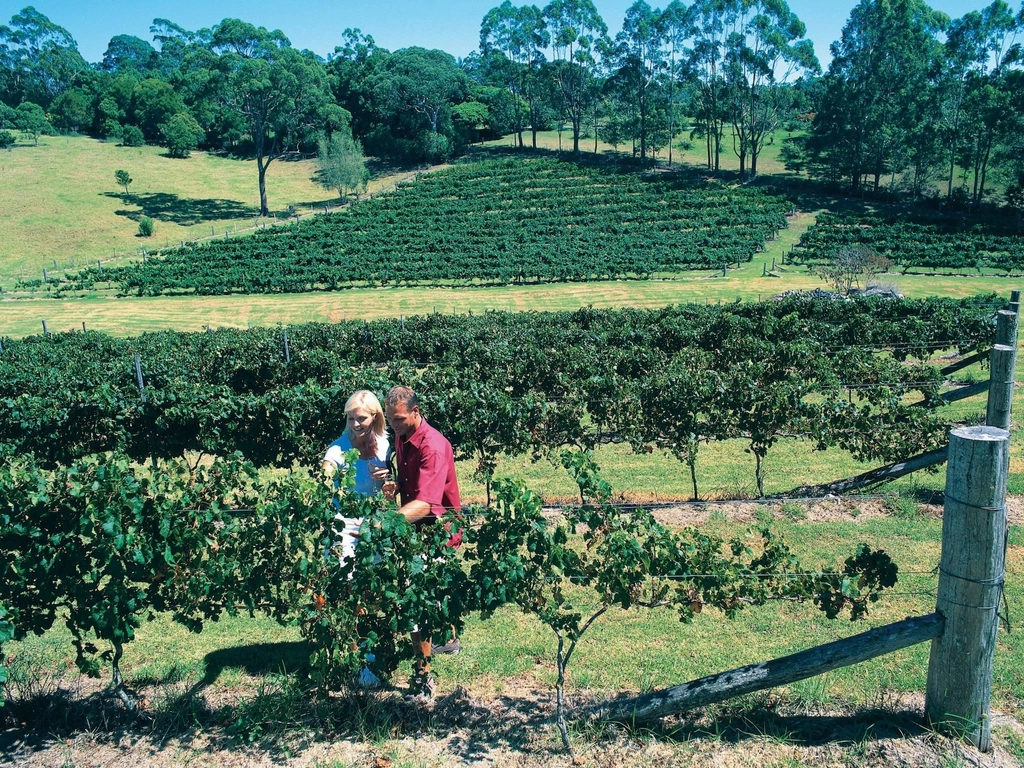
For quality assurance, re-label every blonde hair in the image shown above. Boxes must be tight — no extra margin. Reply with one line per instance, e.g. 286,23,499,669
344,389,386,438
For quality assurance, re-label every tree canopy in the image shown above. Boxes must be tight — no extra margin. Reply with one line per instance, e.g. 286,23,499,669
0,1,1022,207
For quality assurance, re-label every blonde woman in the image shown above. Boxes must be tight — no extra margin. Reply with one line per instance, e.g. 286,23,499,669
322,389,391,689
323,389,391,497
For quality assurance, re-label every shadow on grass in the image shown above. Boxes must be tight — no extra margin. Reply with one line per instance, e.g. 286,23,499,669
102,192,259,226
640,694,931,747
0,659,956,767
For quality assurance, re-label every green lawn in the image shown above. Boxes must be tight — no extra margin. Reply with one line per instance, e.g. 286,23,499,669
0,134,401,281
2,131,1017,340
1,262,1017,339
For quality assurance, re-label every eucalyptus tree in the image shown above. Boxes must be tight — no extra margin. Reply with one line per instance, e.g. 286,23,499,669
150,18,209,80
942,1,1021,205
658,0,692,165
719,0,819,179
365,46,470,161
542,0,608,152
327,28,381,141
0,6,88,107
101,35,158,76
48,87,89,133
14,99,48,143
520,5,552,147
480,1,550,148
686,0,731,170
808,0,947,192
610,1,666,161
208,19,335,216
130,77,186,140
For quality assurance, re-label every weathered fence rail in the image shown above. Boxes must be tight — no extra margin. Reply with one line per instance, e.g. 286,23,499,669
589,613,945,724
592,423,1010,751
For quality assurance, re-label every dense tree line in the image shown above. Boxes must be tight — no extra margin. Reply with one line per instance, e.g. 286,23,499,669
2,1,1022,208
784,0,1024,207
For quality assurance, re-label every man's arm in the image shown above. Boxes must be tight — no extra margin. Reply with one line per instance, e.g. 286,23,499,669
397,499,433,524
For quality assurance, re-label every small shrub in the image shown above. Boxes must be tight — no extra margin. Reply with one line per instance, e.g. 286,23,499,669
708,508,728,525
137,216,154,237
161,112,203,158
120,124,145,147
101,119,122,139
114,169,132,196
0,130,14,149
754,505,775,527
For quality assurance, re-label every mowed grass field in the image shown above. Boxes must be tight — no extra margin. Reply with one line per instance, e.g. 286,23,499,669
1,205,1019,338
2,133,1019,339
0,134,418,281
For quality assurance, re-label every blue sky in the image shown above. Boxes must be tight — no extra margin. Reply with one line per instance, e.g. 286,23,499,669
0,0,1000,68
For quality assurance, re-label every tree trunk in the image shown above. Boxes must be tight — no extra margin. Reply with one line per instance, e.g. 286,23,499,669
688,455,698,502
713,123,721,171
754,448,765,498
977,135,993,205
555,633,574,756
258,156,270,217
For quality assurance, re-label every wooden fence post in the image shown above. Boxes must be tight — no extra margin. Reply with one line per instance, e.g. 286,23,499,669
925,425,1009,752
995,309,1018,347
988,302,1020,431
986,345,1016,430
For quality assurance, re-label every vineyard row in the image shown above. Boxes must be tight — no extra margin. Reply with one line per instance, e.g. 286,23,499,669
0,450,899,716
791,210,1024,273
0,296,999,499
23,158,792,296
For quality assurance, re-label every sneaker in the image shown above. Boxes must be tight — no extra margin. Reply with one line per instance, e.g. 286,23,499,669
356,665,382,690
404,673,436,703
431,638,461,655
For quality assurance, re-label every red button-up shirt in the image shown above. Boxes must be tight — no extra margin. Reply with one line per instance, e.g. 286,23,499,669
395,418,461,519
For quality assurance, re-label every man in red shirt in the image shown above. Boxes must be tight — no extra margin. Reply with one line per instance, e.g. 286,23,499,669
383,385,462,701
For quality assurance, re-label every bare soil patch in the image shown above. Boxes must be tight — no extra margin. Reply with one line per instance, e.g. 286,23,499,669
546,493,1024,529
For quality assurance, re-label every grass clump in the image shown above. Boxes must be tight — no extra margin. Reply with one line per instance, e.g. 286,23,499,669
885,494,923,520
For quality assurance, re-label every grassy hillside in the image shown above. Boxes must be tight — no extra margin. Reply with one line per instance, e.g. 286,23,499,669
0,134,345,279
